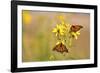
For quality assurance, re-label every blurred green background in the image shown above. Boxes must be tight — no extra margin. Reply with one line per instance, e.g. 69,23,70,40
22,10,90,62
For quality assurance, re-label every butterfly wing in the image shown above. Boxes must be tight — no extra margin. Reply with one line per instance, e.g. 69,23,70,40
53,43,68,53
71,25,83,32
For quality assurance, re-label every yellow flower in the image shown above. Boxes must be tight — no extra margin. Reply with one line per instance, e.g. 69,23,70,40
64,24,71,32
58,15,65,24
49,55,55,60
56,40,65,45
59,15,64,20
52,24,66,36
71,31,80,39
23,11,32,25
56,41,60,45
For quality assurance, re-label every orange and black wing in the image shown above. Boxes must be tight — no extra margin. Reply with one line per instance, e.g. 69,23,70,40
71,25,83,32
53,43,68,53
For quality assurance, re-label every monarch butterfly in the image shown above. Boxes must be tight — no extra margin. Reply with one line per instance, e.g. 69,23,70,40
70,25,83,32
53,43,68,53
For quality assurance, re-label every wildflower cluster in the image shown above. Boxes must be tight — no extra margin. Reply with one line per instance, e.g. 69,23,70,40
52,15,83,53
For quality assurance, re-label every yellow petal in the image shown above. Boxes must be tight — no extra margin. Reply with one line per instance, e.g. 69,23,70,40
76,31,80,35
52,28,57,32
57,24,60,28
56,33,58,36
61,40,65,44
60,32,64,35
71,32,78,39
49,55,55,60
74,35,78,39
56,41,60,45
